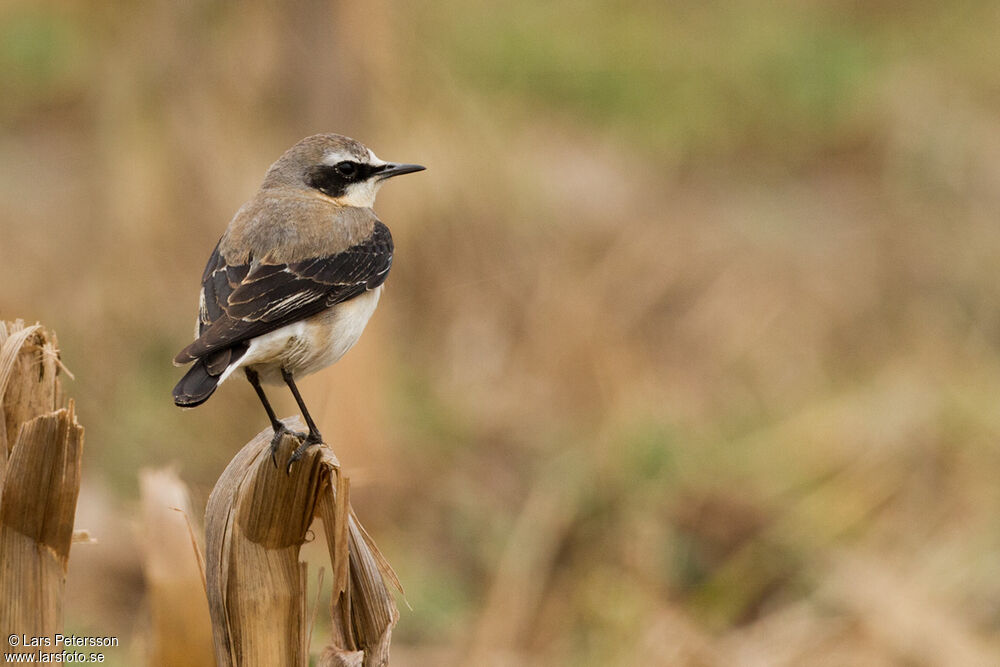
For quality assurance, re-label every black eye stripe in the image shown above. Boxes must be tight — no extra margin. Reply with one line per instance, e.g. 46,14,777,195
306,161,377,197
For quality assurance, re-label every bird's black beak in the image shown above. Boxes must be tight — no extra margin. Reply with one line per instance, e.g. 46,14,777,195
376,163,426,179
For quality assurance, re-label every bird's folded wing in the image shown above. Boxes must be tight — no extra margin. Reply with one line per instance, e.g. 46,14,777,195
175,222,393,364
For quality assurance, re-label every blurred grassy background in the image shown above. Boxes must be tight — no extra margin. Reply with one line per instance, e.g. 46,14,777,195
3,0,1000,664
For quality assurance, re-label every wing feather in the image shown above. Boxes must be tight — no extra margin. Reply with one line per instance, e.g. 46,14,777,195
174,221,392,364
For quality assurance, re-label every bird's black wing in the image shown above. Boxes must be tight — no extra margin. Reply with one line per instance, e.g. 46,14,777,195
197,240,249,337
174,221,393,364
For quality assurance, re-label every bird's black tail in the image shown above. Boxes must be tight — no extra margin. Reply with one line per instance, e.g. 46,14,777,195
172,345,248,407
172,359,222,407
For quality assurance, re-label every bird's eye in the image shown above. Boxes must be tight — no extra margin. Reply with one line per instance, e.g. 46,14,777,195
335,161,358,178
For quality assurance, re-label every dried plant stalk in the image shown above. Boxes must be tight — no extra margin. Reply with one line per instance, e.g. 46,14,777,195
205,417,398,667
139,468,215,667
0,320,82,639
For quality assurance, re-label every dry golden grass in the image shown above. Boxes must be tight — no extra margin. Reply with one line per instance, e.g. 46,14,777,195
138,468,214,667
0,321,82,640
204,417,397,666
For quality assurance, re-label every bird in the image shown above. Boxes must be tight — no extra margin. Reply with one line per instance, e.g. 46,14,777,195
172,133,424,464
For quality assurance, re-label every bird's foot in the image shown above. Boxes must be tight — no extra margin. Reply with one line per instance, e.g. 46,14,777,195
269,421,306,467
285,431,324,474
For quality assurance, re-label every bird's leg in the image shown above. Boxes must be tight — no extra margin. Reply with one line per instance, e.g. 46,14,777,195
281,368,324,470
281,368,324,443
245,367,304,466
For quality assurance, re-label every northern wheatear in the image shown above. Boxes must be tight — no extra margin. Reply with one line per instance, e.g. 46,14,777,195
172,133,424,463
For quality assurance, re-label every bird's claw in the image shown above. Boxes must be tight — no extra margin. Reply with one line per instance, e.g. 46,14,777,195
269,422,306,468
285,432,323,474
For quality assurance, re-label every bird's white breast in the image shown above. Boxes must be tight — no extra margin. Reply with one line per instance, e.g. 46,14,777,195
221,287,383,385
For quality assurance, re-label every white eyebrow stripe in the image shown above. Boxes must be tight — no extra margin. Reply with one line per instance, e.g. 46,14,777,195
321,150,355,166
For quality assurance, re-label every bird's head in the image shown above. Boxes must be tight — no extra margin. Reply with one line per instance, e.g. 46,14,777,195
262,133,425,208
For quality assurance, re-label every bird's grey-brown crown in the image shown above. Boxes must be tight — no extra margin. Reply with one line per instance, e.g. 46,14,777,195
259,133,425,206
261,134,370,190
